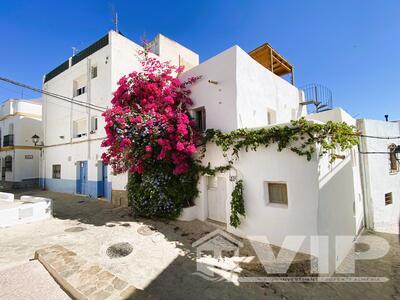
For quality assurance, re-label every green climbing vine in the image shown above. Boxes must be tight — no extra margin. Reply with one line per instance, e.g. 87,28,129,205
204,117,359,163
230,180,245,227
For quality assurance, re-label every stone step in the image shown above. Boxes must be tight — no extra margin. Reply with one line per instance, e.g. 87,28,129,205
35,245,155,300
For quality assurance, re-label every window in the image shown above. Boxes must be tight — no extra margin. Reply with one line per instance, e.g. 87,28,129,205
265,182,288,205
73,118,87,138
389,144,398,174
91,66,98,79
90,116,98,133
52,165,61,179
267,108,276,125
385,192,393,206
190,107,206,132
73,76,87,97
4,156,12,172
76,86,86,96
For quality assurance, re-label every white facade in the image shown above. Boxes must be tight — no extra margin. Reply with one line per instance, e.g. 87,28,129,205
181,47,364,272
42,30,198,200
0,99,42,188
357,119,400,234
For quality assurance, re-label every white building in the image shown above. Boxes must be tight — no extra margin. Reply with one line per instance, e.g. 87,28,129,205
358,119,400,234
0,99,42,189
42,30,198,201
180,45,364,272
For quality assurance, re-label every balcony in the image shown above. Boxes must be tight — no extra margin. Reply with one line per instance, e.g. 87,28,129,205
3,134,14,147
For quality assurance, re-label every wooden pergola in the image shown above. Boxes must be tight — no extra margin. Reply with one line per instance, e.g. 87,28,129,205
249,43,294,84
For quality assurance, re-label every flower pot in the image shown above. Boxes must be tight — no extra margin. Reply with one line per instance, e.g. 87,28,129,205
177,205,198,221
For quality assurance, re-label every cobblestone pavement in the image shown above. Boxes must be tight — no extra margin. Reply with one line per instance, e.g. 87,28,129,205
0,190,399,299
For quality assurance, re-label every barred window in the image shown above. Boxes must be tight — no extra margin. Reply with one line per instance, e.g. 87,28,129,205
52,165,61,179
389,144,398,174
4,156,12,172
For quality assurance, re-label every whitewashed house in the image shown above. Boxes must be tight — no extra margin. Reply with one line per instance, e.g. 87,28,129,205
357,119,400,234
0,99,42,189
180,45,364,272
42,30,198,201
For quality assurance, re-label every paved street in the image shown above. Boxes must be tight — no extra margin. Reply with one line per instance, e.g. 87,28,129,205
0,190,399,299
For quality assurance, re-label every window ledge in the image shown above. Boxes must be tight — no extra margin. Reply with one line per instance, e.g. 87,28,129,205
266,203,288,209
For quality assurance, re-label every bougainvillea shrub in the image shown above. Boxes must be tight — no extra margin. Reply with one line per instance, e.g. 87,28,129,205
101,51,200,218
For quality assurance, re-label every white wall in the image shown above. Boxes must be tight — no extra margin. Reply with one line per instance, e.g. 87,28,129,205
358,119,400,234
198,142,320,255
149,34,199,70
182,46,304,132
181,46,238,132
236,47,304,127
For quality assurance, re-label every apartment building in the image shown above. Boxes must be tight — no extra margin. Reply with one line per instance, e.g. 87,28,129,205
0,98,42,189
42,30,198,201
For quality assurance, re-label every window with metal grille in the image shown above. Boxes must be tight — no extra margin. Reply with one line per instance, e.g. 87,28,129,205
76,86,86,96
385,192,393,206
4,156,12,172
91,66,98,79
389,144,398,174
265,182,288,205
52,165,61,179
91,116,98,133
190,107,206,132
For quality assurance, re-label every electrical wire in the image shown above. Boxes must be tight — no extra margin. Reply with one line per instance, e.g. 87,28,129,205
0,76,107,112
1,76,399,140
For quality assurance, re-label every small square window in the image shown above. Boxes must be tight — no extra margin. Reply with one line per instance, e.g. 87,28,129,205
265,182,288,205
52,164,61,179
385,192,393,206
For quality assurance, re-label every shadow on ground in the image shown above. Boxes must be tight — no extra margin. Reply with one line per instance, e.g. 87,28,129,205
8,189,400,300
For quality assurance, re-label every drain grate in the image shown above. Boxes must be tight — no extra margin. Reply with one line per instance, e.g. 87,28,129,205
106,242,133,258
64,227,86,232
137,225,156,236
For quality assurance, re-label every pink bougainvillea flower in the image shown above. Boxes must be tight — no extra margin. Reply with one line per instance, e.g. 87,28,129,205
100,49,200,175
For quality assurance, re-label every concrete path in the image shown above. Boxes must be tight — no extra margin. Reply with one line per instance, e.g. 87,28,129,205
0,260,70,300
0,190,399,299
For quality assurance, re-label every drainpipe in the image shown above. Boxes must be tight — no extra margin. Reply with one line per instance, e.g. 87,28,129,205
87,58,91,161
42,76,47,189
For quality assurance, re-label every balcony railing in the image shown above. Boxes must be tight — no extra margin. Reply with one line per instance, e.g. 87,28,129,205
3,134,14,147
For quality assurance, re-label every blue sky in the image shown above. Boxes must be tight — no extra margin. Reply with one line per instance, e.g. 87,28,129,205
1,0,399,120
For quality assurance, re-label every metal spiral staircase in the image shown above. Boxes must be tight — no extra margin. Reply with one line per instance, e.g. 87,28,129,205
299,84,333,113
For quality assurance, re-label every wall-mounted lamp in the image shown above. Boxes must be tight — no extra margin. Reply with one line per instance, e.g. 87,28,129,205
31,134,40,146
229,168,238,182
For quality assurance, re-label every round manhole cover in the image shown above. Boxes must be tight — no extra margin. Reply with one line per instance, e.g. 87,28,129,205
106,242,133,258
137,225,156,236
64,227,86,232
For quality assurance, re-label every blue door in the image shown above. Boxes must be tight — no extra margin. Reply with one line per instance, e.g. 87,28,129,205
97,162,108,198
77,161,88,195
